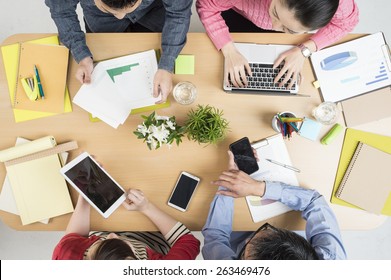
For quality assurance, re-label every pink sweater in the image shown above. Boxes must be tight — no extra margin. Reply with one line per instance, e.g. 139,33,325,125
196,0,359,51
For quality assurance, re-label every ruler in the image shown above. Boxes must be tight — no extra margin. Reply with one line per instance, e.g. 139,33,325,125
5,141,78,167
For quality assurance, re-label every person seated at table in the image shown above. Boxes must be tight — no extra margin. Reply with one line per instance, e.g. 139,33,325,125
196,0,359,88
52,189,200,260
202,150,346,260
45,0,193,103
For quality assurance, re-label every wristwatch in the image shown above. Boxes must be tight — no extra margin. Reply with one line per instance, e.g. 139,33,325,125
297,44,312,58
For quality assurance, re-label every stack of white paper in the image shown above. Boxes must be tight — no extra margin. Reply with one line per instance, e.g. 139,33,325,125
73,50,161,128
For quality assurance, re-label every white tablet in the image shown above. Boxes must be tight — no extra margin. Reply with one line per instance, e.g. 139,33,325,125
60,152,126,218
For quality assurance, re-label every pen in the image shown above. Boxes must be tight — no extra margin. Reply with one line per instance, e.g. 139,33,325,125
34,65,45,99
265,158,300,173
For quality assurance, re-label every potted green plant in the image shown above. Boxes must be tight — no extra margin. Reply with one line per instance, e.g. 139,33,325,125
185,104,229,145
133,112,185,150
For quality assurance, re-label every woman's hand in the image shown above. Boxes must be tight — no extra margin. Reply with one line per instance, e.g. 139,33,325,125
221,42,252,88
122,189,149,212
123,189,178,236
273,40,316,88
273,47,305,89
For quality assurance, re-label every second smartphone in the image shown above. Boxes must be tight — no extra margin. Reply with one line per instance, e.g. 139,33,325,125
229,137,259,175
167,171,200,212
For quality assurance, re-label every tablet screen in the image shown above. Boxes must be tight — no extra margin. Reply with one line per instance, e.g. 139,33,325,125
64,156,124,213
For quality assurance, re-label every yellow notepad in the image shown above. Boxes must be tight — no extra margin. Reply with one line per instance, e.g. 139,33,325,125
331,129,391,215
1,36,72,122
336,142,391,214
0,136,74,225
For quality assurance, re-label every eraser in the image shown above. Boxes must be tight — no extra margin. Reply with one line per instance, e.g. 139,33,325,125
320,123,343,145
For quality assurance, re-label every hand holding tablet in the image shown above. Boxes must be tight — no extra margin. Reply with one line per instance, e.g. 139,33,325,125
60,152,126,218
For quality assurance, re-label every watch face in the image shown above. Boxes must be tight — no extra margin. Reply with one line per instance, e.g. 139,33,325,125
302,47,311,57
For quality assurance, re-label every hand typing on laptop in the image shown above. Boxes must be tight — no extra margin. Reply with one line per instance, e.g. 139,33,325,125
222,43,300,94
273,41,317,88
222,42,252,88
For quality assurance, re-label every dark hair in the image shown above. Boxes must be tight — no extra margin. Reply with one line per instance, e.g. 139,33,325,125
283,0,339,30
247,228,319,260
93,239,137,260
101,0,139,9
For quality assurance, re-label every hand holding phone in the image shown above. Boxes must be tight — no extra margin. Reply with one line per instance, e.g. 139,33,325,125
229,137,259,175
168,172,200,212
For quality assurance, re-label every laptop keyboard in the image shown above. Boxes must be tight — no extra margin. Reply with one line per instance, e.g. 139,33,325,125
228,63,297,93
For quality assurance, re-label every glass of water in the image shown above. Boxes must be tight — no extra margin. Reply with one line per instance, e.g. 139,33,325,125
173,81,197,105
312,101,339,125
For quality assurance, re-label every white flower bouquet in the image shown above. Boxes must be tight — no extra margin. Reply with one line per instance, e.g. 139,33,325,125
134,112,185,150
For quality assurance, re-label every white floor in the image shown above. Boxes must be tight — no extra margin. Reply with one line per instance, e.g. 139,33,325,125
1,0,391,260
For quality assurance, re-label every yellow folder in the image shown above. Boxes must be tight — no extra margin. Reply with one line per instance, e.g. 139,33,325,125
0,136,74,225
1,36,72,122
331,128,391,215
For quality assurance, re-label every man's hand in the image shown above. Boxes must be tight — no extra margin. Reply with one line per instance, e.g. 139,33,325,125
221,42,252,88
75,56,94,84
153,69,173,104
212,169,265,198
212,150,265,198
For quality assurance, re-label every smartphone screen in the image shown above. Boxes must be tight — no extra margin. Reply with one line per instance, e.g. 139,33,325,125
229,137,259,174
168,172,200,211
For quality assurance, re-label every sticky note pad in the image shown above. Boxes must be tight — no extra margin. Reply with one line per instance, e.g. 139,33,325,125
299,118,322,141
175,55,195,75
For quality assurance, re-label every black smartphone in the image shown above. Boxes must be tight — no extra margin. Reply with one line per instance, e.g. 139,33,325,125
229,137,259,174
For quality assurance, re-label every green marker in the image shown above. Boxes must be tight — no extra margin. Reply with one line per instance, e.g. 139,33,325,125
320,123,343,145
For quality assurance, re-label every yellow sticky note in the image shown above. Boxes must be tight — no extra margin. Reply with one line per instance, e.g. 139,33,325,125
175,55,195,75
312,80,320,89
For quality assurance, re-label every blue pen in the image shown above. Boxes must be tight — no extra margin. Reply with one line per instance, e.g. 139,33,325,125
34,65,45,99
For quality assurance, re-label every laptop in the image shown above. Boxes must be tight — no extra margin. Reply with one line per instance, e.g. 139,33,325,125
223,43,302,96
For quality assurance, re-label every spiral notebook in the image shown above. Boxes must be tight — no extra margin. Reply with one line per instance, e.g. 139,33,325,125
14,42,69,113
336,142,391,214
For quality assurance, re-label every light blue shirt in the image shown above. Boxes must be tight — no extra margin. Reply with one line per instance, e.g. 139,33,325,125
202,181,347,260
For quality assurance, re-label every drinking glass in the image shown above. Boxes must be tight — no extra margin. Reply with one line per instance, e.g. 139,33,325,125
312,101,339,125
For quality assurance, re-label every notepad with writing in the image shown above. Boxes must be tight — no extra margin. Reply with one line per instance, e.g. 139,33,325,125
0,136,74,225
336,142,391,215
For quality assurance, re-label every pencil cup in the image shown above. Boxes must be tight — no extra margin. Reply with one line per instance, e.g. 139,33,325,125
272,111,298,133
173,81,197,105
